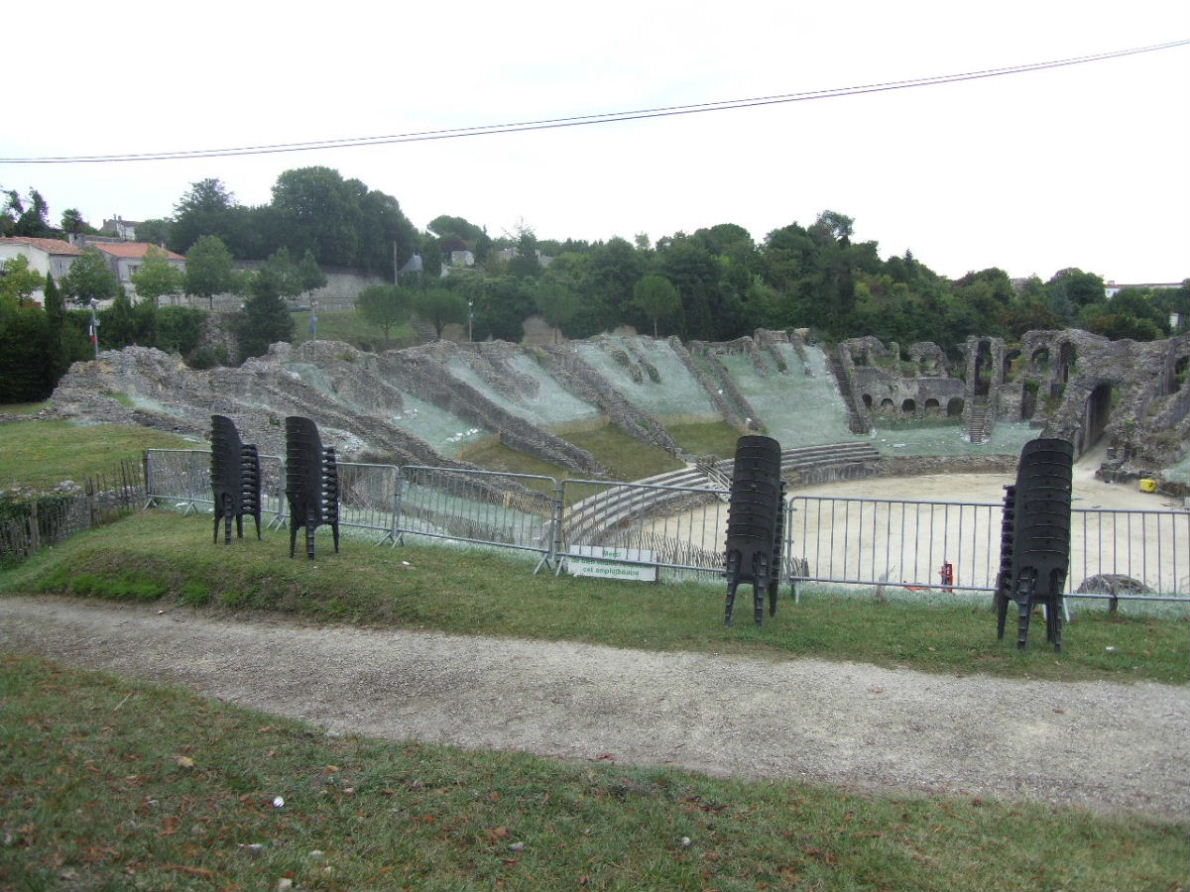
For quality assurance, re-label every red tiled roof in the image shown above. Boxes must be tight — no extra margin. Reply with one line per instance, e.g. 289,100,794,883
0,236,85,255
89,242,185,260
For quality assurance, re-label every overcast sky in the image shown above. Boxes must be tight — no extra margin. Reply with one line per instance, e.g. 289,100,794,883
4,1,1187,284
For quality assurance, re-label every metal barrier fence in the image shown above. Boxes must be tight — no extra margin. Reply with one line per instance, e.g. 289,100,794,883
316,461,400,542
145,449,286,523
558,478,730,576
394,466,559,569
142,450,1189,604
789,494,1190,602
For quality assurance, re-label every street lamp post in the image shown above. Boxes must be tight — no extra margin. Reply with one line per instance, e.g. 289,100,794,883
88,299,100,360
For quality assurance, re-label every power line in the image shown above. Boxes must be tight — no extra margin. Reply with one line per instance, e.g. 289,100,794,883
3,40,1185,165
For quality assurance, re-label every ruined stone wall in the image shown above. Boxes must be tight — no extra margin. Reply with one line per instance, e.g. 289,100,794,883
536,345,681,456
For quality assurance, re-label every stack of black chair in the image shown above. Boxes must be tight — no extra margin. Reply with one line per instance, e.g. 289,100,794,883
284,416,341,560
995,438,1074,650
210,415,262,545
724,435,786,626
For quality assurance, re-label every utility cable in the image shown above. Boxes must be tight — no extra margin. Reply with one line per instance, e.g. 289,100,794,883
2,39,1185,164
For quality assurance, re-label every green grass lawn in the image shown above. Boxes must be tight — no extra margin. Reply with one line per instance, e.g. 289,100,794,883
2,653,1183,892
0,421,196,492
665,420,746,458
0,401,50,415
2,512,1186,890
4,511,1184,685
464,426,686,486
292,309,415,350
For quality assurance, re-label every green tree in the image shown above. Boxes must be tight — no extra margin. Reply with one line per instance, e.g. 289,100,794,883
355,284,411,342
98,290,140,348
184,234,235,310
0,254,45,308
632,275,680,337
60,248,118,306
60,208,95,236
262,247,303,300
236,267,294,360
0,305,53,401
11,189,52,237
532,280,579,342
131,246,185,305
270,167,361,267
296,249,327,296
155,306,206,355
136,218,172,246
412,288,468,339
42,272,72,383
170,178,240,254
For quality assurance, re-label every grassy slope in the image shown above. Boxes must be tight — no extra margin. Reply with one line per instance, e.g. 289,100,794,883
3,512,1184,685
0,421,196,491
2,653,1183,892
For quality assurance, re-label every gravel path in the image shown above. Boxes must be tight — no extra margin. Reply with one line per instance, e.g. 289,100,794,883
2,596,1187,820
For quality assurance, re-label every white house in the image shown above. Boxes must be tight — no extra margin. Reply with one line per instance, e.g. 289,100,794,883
86,241,187,301
0,236,85,303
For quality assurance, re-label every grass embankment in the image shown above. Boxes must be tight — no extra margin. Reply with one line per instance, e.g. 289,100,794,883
0,421,195,492
466,426,686,486
2,654,1183,892
3,511,1184,685
291,309,413,350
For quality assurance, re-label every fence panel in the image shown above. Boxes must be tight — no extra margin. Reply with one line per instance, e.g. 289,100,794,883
145,449,285,522
559,479,729,576
331,462,400,541
789,494,1190,602
394,466,558,565
789,496,1001,593
1068,508,1190,601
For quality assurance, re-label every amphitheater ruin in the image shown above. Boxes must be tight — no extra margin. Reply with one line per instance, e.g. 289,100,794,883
43,327,1190,599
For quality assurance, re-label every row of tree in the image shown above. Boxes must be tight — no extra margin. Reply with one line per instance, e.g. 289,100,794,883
6,172,1188,370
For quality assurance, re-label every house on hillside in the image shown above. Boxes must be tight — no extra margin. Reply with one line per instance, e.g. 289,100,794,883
87,242,186,301
0,236,85,304
100,216,140,241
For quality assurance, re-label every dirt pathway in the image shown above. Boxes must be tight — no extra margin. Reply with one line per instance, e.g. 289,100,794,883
1,597,1187,820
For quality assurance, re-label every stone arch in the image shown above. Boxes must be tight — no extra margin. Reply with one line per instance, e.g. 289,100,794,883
1020,382,1038,420
973,339,993,397
902,398,917,415
924,398,941,415
1002,349,1020,381
1083,383,1113,453
880,398,895,412
862,393,873,409
946,397,964,417
1056,342,1077,393
1031,347,1050,370
1172,356,1189,394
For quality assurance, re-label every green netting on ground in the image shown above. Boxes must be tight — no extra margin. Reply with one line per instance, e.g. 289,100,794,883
443,355,601,428
870,421,1036,456
716,344,861,448
384,393,490,457
574,339,718,418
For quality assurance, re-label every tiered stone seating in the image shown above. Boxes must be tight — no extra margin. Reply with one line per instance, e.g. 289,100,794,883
562,443,881,544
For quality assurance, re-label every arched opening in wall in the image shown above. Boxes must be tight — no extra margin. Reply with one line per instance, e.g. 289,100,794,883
924,398,941,416
1020,382,1038,420
880,398,895,413
973,339,993,397
1082,383,1114,454
1056,343,1077,396
946,397,964,417
1002,349,1020,382
862,394,873,409
1172,356,1189,394
902,398,917,415
1031,347,1050,370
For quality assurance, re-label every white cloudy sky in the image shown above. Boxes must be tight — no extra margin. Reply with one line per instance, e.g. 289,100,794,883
3,0,1187,283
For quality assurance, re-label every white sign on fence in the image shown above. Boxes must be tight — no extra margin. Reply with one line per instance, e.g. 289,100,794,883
566,546,658,582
